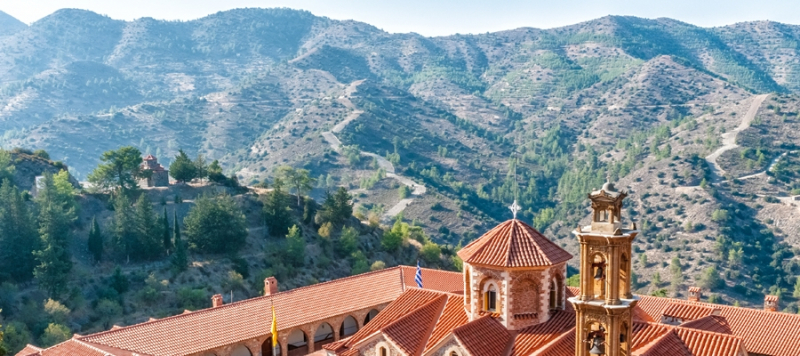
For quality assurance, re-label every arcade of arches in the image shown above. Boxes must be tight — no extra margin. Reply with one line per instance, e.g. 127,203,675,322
196,306,384,356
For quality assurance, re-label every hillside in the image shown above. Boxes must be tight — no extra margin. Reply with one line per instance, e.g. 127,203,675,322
0,9,800,309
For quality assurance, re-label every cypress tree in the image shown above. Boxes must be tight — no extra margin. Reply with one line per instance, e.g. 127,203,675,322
113,194,136,262
88,216,103,263
162,207,171,253
0,179,39,282
133,194,162,260
171,211,187,273
33,173,75,299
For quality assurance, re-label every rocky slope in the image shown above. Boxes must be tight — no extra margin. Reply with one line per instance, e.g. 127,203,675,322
1,9,800,306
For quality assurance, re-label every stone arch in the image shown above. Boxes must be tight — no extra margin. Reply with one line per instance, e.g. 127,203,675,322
364,309,379,325
583,320,608,355
286,329,308,355
480,278,500,313
339,315,358,337
590,253,607,299
376,340,393,356
261,338,281,356
510,276,539,318
313,322,335,349
231,345,252,356
549,270,564,310
621,321,630,354
444,345,464,356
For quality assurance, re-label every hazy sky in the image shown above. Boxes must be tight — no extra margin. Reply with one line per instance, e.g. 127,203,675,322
3,0,800,36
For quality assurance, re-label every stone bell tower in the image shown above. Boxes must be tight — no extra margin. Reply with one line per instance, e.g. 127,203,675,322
569,179,639,356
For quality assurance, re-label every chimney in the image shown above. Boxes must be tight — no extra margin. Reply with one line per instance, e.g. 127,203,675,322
688,287,701,302
764,295,779,312
212,294,224,308
264,277,279,296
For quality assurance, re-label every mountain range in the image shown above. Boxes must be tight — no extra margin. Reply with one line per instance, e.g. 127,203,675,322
1,8,800,306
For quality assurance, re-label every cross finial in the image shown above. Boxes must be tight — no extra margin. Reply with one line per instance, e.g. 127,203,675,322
509,199,521,219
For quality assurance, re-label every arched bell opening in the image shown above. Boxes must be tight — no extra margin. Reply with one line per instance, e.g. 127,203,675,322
481,280,500,313
590,253,607,300
620,322,630,356
584,321,608,356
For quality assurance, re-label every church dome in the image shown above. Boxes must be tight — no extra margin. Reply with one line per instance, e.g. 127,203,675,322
457,219,572,268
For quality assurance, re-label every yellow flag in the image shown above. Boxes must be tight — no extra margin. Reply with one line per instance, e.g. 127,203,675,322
271,305,278,347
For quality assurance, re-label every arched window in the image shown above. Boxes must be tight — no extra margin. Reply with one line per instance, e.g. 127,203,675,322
549,279,557,310
450,351,460,356
230,345,252,356
340,315,358,337
380,346,388,356
364,309,379,325
485,284,497,312
260,338,281,356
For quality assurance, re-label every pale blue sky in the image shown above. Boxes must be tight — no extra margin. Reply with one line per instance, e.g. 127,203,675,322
3,0,800,36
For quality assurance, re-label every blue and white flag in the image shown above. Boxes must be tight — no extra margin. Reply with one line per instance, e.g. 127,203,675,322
415,260,423,288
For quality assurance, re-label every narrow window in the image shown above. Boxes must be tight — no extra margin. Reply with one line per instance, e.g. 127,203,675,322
550,281,557,309
380,347,387,356
485,285,497,312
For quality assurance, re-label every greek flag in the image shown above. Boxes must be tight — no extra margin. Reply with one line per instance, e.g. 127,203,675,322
415,260,423,288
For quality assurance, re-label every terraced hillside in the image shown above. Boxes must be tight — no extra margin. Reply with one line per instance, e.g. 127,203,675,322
1,8,800,307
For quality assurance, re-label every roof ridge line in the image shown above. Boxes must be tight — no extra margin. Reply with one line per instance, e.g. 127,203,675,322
673,325,744,340
81,266,406,340
414,293,450,356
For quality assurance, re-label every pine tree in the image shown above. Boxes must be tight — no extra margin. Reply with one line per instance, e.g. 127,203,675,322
171,211,187,273
162,207,171,253
33,173,75,299
285,225,305,267
169,149,197,183
133,194,163,260
263,180,293,237
113,194,136,262
0,179,39,282
88,216,103,263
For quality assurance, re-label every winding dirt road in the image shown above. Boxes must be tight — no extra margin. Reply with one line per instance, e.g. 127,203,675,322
705,94,769,183
321,80,427,222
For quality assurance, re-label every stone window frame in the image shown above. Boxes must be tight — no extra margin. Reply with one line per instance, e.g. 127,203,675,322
376,341,391,356
482,280,500,313
443,344,464,356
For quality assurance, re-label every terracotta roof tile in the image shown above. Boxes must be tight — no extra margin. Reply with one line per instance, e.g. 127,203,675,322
399,266,463,294
680,315,732,335
662,303,718,321
425,295,469,350
14,345,42,356
638,330,693,356
457,219,572,268
329,288,446,353
631,322,672,351
688,287,701,293
452,316,512,356
673,327,744,356
512,311,575,356
635,294,800,356
382,294,448,356
533,327,574,356
81,267,412,355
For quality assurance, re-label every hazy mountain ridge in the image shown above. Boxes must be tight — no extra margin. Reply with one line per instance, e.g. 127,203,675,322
2,8,800,306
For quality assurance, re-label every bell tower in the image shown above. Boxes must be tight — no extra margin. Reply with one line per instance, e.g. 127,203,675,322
569,179,639,356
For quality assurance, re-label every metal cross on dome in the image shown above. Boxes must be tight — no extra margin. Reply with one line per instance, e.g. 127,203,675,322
509,199,521,219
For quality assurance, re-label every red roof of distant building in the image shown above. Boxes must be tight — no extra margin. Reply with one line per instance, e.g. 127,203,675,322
143,154,156,161
457,219,572,268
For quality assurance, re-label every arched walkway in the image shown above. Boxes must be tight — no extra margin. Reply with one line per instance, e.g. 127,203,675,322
261,338,281,356
340,315,358,337
231,345,252,356
364,309,379,325
287,329,308,356
314,322,335,349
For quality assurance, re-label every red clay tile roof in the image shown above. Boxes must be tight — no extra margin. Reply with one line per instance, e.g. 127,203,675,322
25,338,144,356
637,330,693,356
143,155,156,161
14,345,42,356
383,294,447,356
680,315,732,335
457,219,572,268
425,295,469,350
673,327,744,356
765,295,779,302
511,311,575,356
631,322,672,351
453,316,512,356
632,294,800,356
80,267,419,356
533,327,574,356
399,266,463,294
688,287,701,293
662,303,718,321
